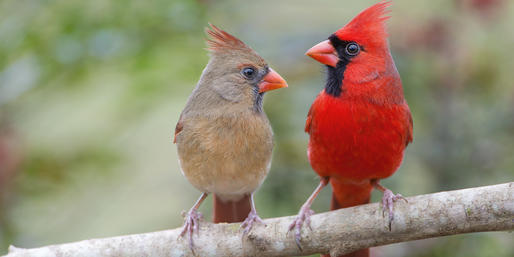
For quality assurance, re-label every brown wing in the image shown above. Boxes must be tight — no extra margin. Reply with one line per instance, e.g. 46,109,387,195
173,115,184,144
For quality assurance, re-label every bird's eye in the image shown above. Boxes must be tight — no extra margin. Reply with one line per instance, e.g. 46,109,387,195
345,43,360,56
241,67,256,79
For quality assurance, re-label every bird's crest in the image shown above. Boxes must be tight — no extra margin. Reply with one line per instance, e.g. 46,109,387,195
205,24,250,54
335,1,392,46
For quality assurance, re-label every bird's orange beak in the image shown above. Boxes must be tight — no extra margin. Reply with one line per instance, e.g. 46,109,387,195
305,40,338,68
258,68,288,93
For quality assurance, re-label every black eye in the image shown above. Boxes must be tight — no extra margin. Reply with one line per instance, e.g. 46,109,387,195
345,42,360,56
241,67,256,79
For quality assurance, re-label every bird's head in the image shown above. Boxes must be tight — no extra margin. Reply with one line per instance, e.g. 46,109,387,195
200,24,287,112
306,1,394,87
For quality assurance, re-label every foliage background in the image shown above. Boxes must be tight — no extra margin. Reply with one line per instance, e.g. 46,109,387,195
0,0,513,256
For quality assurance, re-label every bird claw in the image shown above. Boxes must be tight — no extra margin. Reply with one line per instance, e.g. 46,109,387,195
288,205,315,250
179,209,203,252
381,189,406,231
240,210,264,238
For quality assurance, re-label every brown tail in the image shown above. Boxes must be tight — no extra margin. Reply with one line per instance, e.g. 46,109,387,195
212,194,251,223
322,179,373,257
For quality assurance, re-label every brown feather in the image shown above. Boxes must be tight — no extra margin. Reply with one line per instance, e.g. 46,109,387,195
173,115,183,144
176,24,278,227
213,194,251,223
205,23,251,53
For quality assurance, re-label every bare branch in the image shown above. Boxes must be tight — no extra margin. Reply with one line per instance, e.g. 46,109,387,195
4,182,513,257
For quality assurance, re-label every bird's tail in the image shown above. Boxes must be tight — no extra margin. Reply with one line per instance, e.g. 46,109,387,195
212,194,251,223
322,179,373,257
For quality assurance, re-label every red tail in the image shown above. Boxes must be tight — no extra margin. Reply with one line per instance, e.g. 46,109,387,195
213,194,251,223
322,179,373,257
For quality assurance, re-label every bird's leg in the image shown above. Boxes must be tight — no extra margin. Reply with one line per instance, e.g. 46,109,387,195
371,179,407,231
179,192,208,252
240,193,264,237
288,177,329,250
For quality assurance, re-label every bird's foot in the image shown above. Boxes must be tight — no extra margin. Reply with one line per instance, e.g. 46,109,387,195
179,209,203,252
381,189,407,230
240,209,264,237
288,204,315,250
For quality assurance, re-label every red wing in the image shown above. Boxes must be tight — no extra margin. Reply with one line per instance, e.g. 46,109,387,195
405,106,413,146
305,105,313,134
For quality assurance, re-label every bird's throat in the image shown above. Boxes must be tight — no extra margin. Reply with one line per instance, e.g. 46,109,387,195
253,91,264,113
325,59,348,97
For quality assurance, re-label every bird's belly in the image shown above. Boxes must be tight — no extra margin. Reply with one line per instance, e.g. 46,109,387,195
308,105,407,183
177,116,273,201
179,152,270,201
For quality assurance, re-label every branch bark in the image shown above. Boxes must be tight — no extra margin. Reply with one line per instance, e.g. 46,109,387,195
4,182,513,257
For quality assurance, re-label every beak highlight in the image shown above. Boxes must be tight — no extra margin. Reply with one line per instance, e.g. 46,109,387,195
258,68,288,93
305,40,338,67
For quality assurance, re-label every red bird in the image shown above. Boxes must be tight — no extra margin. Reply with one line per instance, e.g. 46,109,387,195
289,2,413,256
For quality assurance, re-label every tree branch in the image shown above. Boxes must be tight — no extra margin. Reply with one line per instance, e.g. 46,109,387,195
4,182,513,257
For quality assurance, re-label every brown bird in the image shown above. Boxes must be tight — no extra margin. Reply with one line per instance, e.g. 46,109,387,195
173,24,288,249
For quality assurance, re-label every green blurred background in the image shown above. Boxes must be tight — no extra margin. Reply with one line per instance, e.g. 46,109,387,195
0,0,513,256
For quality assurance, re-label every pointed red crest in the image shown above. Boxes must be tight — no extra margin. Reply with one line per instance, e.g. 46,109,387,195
335,1,392,46
205,24,249,53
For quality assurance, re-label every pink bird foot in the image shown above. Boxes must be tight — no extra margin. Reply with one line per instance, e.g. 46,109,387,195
288,204,315,250
372,179,408,230
240,209,264,237
381,188,407,230
179,208,203,252
288,178,328,250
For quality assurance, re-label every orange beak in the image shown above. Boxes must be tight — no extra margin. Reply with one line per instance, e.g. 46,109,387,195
258,68,288,93
305,40,338,67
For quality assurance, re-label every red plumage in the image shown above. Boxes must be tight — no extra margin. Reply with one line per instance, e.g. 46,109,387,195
307,85,412,195
290,2,413,256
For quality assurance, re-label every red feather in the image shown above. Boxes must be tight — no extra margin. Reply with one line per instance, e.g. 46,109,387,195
334,1,391,48
301,2,413,257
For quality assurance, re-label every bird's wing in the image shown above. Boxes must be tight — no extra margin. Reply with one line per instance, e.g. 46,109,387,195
405,105,413,146
305,105,314,134
173,114,184,144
